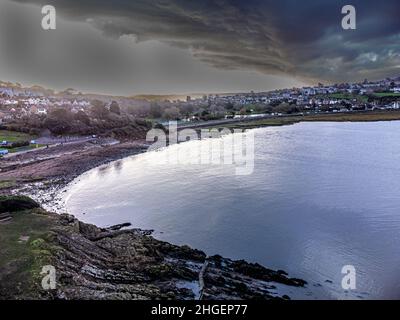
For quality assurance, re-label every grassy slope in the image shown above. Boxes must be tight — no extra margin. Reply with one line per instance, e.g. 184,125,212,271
0,130,34,142
209,111,400,130
0,180,17,191
0,130,41,154
0,197,56,299
324,93,369,103
373,92,400,98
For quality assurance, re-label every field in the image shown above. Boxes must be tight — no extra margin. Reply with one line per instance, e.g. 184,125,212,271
0,197,54,299
324,93,369,103
7,145,44,154
373,92,400,98
0,180,16,190
0,130,34,143
205,111,400,130
0,130,41,155
302,111,400,122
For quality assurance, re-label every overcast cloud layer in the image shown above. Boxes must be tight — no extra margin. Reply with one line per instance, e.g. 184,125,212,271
1,0,399,95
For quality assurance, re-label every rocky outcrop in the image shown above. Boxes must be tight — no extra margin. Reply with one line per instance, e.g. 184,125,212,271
30,212,306,300
0,195,307,300
0,195,39,213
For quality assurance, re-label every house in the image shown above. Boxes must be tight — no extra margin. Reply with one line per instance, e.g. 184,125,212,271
37,108,47,115
0,149,9,156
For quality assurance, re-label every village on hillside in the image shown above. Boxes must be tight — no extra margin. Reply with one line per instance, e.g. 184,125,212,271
1,77,400,124
1,76,400,157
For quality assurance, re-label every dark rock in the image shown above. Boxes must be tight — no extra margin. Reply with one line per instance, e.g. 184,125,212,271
0,197,308,300
0,195,39,213
104,222,132,231
277,270,288,276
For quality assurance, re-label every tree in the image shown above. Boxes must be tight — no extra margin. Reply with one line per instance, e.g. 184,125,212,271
274,102,292,114
91,100,109,119
162,107,181,120
44,108,73,134
74,110,90,125
224,102,234,110
110,101,121,115
48,108,73,122
149,103,162,118
180,104,194,117
91,99,105,108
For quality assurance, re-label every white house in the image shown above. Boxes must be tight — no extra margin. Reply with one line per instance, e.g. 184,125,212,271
37,108,48,115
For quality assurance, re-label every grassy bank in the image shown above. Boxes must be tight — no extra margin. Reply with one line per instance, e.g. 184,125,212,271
207,111,400,130
0,196,56,299
0,180,17,191
373,92,400,98
0,130,34,142
0,130,42,155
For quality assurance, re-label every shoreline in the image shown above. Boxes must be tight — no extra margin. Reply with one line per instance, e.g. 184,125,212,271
0,130,309,300
3,110,400,198
24,143,151,213
196,110,400,131
0,140,150,206
3,116,400,299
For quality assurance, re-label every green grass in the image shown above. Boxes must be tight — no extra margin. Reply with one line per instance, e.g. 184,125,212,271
0,130,34,143
0,180,17,190
199,111,400,131
8,144,45,153
0,208,55,299
302,111,400,122
326,93,349,99
373,92,400,98
322,93,369,103
0,130,42,155
219,118,299,130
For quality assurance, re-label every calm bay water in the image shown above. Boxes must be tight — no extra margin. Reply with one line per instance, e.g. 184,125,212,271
64,122,400,299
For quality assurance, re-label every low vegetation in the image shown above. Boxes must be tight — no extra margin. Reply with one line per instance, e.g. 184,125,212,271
0,130,40,155
0,195,39,213
0,180,16,191
205,111,400,130
373,92,400,98
0,130,34,143
5,100,153,140
0,196,55,299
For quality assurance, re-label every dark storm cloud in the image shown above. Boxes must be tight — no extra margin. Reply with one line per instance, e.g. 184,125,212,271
8,0,400,86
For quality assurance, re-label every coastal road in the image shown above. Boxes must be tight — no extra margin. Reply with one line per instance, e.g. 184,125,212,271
2,137,119,159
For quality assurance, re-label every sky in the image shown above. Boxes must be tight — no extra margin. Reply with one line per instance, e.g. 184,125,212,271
0,0,399,95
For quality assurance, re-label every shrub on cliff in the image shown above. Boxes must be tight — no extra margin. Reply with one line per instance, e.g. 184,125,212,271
0,195,40,213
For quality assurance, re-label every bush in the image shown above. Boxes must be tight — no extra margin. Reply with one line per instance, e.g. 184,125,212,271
0,195,40,213
29,128,41,136
5,141,30,149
